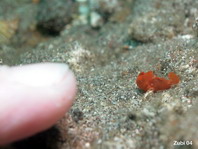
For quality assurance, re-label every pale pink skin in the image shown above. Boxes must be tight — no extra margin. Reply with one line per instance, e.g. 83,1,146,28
0,63,77,145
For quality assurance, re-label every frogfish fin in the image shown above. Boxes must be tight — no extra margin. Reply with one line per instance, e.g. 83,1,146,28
168,72,180,85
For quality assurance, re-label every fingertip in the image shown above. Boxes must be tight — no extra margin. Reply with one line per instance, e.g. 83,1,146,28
0,63,77,145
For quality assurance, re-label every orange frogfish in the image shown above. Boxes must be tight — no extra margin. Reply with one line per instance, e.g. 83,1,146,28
136,71,180,92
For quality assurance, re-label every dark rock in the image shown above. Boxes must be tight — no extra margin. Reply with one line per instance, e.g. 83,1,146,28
36,0,77,36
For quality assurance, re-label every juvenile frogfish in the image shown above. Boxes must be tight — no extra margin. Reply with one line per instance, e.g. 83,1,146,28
136,71,180,92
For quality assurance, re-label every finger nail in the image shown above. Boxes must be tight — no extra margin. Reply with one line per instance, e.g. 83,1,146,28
3,63,71,87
